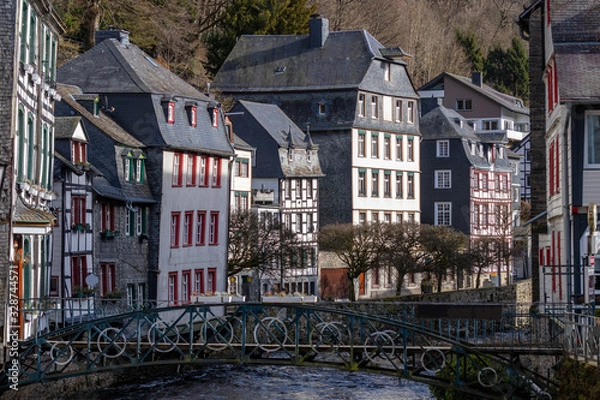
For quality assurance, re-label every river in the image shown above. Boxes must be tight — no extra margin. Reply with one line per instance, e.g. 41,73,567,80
85,364,435,400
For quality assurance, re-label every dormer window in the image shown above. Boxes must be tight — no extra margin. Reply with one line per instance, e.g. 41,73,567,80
307,149,312,163
125,151,134,182
136,154,146,183
72,140,87,164
93,97,100,117
167,101,175,124
371,96,379,119
384,63,391,81
211,108,219,128
318,101,326,115
288,148,294,161
190,106,197,127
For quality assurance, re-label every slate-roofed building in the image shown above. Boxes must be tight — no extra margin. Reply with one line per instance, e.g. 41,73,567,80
52,83,155,306
420,106,515,287
0,0,63,338
214,15,421,299
57,29,235,304
229,100,324,296
517,0,600,304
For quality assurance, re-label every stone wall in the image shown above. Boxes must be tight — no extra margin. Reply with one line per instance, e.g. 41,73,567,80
399,278,533,304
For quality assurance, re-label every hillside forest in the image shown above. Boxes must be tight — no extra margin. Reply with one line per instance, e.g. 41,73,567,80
53,0,530,102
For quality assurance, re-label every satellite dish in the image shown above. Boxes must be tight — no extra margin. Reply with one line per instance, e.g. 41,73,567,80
85,273,99,288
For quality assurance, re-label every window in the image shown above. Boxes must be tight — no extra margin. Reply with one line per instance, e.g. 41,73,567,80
383,171,391,197
407,173,414,199
306,179,313,198
71,195,86,227
358,170,366,196
296,214,302,233
359,213,366,225
358,94,366,117
371,96,379,119
482,120,499,130
384,135,391,159
307,214,314,232
125,153,134,182
371,170,379,197
190,106,197,127
207,268,217,293
183,211,193,246
407,101,414,124
71,255,87,292
235,158,249,177
50,276,59,297
395,100,403,122
172,153,183,186
396,136,403,161
436,140,449,157
168,272,178,305
29,12,36,64
384,213,391,224
212,158,222,187
101,203,114,231
209,211,219,245
456,99,472,111
170,212,181,247
182,270,191,303
288,148,294,161
396,172,403,198
167,102,175,124
186,154,196,186
408,213,415,223
199,156,208,186
72,141,87,164
371,211,379,223
295,179,302,200
371,133,379,158
384,63,391,81
234,192,249,212
482,174,488,190
435,202,451,226
100,263,116,296
196,211,206,245
194,269,204,295
473,205,479,227
136,207,147,235
435,170,451,189
586,112,600,167
211,108,219,127
136,156,145,183
358,131,366,157
318,101,326,115
20,2,28,63
407,137,414,162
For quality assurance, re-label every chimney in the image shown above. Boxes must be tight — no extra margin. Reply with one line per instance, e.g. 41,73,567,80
309,14,329,48
471,71,482,87
95,27,130,47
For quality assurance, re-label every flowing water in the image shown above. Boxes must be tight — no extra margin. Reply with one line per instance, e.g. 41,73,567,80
87,364,435,400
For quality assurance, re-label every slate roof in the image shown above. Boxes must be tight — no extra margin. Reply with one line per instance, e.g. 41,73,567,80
54,116,83,140
419,72,529,115
419,106,480,141
13,199,55,225
232,133,254,152
420,105,512,171
229,100,324,179
57,36,234,157
214,30,415,95
57,84,143,148
54,85,155,204
551,1,600,102
58,38,208,99
552,0,600,43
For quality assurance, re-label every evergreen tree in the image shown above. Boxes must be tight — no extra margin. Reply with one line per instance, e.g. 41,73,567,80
455,29,484,73
203,0,316,77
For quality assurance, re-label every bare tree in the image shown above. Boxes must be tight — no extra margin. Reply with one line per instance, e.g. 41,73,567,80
319,223,379,301
377,221,427,296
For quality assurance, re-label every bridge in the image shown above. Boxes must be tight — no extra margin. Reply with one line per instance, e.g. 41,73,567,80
1,298,590,399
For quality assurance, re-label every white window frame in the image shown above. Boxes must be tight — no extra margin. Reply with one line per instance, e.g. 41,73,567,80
436,140,449,157
434,202,452,226
435,170,452,189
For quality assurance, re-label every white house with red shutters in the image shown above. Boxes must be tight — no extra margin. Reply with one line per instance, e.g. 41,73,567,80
57,29,234,306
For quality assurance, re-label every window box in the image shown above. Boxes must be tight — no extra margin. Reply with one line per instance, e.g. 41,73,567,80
72,223,86,232
100,230,120,239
